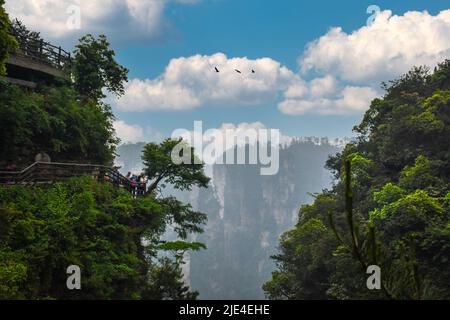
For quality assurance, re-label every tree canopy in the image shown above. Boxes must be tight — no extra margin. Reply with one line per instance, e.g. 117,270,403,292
0,0,17,75
73,34,129,102
0,175,207,299
0,16,209,299
0,83,118,166
0,127,210,299
264,60,450,300
142,139,210,194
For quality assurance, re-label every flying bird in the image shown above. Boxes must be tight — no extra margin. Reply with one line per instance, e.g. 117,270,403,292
235,69,242,74
215,67,220,73
251,69,255,73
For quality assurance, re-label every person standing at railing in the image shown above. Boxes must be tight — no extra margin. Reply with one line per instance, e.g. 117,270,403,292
130,174,138,198
137,173,147,196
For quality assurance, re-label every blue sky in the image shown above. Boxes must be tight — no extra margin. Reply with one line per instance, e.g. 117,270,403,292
119,0,447,76
6,0,450,142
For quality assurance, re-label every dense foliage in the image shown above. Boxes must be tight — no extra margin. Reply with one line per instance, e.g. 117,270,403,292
0,0,17,75
142,139,210,194
264,60,450,300
0,88,208,299
0,15,209,299
0,82,118,166
0,176,206,299
73,34,129,102
0,20,124,167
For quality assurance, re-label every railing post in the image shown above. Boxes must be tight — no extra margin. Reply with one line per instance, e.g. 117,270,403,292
39,39,43,59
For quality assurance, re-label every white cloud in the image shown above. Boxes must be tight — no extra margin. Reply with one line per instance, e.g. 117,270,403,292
278,85,378,116
125,0,166,33
5,0,198,42
114,120,144,143
284,79,308,99
15,4,447,117
114,53,296,111
114,9,450,116
10,4,448,116
113,120,162,143
309,75,337,98
278,9,450,116
335,86,378,112
300,9,450,84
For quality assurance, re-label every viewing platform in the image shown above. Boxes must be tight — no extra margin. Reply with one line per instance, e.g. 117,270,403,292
0,162,147,197
1,25,71,88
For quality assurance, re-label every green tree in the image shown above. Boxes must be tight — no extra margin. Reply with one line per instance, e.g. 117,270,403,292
0,16,209,299
0,174,208,299
142,139,210,194
73,34,129,102
263,217,336,299
0,0,18,75
144,257,199,300
0,83,118,166
265,60,450,300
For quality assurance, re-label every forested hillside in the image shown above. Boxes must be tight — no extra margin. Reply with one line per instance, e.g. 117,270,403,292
265,61,450,299
0,177,205,299
0,3,209,300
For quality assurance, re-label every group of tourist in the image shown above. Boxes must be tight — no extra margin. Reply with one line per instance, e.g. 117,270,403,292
126,172,147,197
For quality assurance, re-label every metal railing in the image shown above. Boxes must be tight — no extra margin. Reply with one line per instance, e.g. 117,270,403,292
9,26,71,70
0,162,147,196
